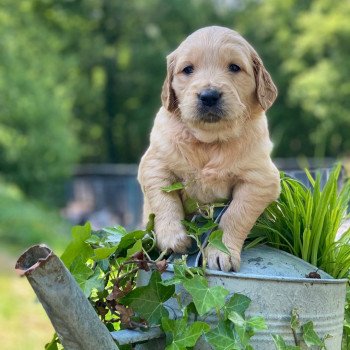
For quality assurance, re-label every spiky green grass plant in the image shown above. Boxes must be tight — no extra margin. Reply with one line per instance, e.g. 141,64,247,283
250,164,350,279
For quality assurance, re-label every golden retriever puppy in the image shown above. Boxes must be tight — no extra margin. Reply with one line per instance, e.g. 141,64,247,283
138,26,280,271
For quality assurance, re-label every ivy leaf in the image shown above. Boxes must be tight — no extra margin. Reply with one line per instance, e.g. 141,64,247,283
69,256,94,286
184,197,198,214
120,271,175,325
116,230,147,253
228,311,245,327
126,239,143,258
246,316,268,331
161,277,183,286
146,213,155,232
161,260,192,286
208,230,230,254
182,219,218,236
61,222,93,268
224,293,251,318
205,319,239,350
161,182,185,192
290,308,300,332
70,257,104,297
183,275,229,315
102,225,128,237
45,334,60,350
197,220,219,235
80,267,104,297
229,313,249,348
92,246,117,260
162,310,210,350
182,220,200,233
302,321,325,347
228,312,267,346
272,334,300,350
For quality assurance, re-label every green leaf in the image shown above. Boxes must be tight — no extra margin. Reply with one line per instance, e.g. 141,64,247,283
290,308,300,331
146,213,155,232
61,222,93,268
162,311,210,350
228,311,267,347
235,323,250,347
70,256,105,297
85,234,102,245
206,320,239,350
121,271,175,325
80,267,105,298
116,230,147,253
126,239,143,258
228,311,252,347
246,316,267,331
161,182,185,192
45,334,60,350
182,220,200,233
182,219,218,235
69,256,94,286
102,225,128,237
92,246,117,260
160,277,183,286
183,275,229,315
301,321,325,347
224,293,251,318
228,311,245,327
184,197,198,214
173,260,192,280
272,334,300,350
197,220,219,235
208,230,230,254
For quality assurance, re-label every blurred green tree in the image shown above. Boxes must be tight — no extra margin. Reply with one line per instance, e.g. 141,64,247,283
31,0,235,163
1,0,349,190
237,0,350,158
0,0,79,203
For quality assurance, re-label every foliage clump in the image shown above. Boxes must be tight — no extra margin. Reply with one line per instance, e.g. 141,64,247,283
250,164,350,279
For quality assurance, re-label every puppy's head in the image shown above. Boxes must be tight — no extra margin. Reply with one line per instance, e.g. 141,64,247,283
161,26,277,135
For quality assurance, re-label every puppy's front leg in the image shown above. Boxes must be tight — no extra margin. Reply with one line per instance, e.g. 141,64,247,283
206,168,280,271
138,154,190,253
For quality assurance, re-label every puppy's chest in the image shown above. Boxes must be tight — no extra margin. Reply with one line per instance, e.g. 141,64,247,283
171,144,238,203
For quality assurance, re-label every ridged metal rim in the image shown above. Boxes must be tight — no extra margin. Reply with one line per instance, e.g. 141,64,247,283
166,264,348,284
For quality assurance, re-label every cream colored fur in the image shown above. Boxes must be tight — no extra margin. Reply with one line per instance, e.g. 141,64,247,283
138,26,280,271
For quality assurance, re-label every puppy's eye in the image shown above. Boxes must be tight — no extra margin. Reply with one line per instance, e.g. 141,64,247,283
229,64,241,73
182,65,194,75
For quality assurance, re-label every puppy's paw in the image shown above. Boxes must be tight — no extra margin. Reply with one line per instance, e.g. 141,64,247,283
156,223,191,253
204,245,241,272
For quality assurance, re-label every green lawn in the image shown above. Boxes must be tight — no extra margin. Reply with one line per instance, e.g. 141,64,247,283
0,180,72,350
0,251,55,350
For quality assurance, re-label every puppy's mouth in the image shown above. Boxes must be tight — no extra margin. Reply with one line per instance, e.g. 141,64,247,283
197,105,225,123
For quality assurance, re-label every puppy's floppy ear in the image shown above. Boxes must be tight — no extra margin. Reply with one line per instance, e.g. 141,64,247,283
161,52,178,112
252,52,278,111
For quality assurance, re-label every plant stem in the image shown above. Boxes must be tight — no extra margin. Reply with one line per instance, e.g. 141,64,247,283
292,327,299,346
155,249,169,262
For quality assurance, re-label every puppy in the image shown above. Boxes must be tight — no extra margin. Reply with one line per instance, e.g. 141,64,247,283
138,26,280,271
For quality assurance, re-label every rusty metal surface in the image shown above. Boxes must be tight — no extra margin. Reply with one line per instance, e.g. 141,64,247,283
16,245,119,350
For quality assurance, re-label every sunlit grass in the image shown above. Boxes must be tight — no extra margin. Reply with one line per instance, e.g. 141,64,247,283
0,252,54,350
0,180,72,349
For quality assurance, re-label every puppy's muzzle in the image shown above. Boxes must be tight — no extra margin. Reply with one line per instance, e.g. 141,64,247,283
198,89,222,107
197,88,224,123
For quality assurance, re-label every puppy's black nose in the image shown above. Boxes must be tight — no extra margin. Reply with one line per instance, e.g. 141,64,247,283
198,89,221,107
